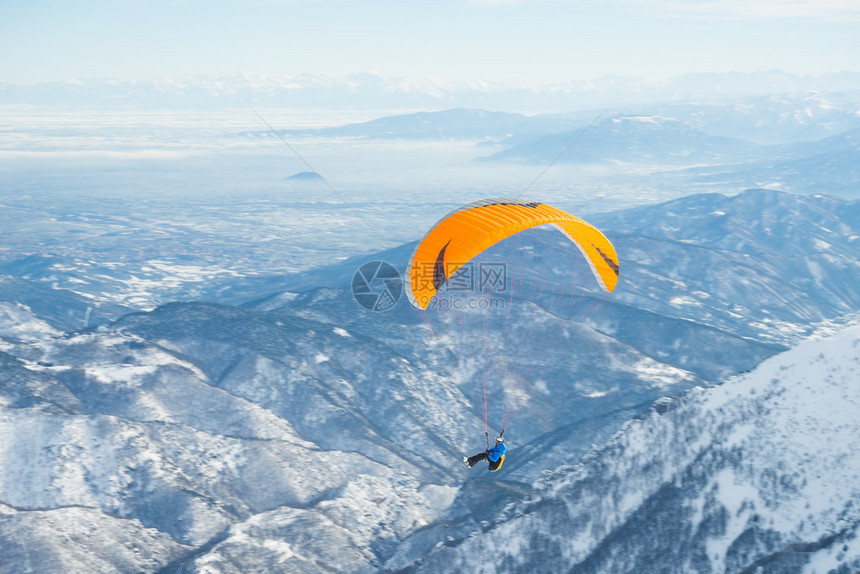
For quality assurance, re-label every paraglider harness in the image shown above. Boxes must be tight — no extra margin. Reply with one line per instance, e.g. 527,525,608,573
487,431,506,472
463,429,505,471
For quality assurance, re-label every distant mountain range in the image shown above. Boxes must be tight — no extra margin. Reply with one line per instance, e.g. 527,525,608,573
3,71,859,111
306,104,860,197
260,92,860,145
235,97,860,198
274,108,562,141
682,127,860,196
484,115,757,165
1,189,858,571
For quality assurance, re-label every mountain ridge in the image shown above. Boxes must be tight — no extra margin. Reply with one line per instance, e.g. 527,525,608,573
404,323,860,573
1,188,859,571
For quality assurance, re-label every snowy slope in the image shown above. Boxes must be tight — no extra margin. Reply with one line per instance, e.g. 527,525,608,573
591,189,860,344
0,506,190,573
0,302,61,342
407,324,860,573
0,189,858,572
0,327,460,572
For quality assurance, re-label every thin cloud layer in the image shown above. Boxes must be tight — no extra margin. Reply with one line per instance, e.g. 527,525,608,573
625,0,860,20
470,0,860,20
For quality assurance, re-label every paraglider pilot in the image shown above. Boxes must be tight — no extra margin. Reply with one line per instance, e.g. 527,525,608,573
463,435,506,472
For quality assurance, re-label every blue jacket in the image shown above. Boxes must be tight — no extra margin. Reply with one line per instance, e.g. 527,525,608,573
487,443,506,462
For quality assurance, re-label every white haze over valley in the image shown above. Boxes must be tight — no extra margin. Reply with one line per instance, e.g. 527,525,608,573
3,71,860,310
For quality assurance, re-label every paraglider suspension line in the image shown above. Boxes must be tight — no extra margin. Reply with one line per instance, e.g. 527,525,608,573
515,108,606,200
250,107,391,249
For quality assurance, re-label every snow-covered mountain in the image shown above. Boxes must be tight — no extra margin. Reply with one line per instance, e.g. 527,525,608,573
0,189,858,572
682,127,860,197
270,108,555,141
405,323,860,573
243,92,860,149
485,115,756,165
631,92,860,145
0,272,128,333
0,302,478,571
589,189,860,344
3,71,858,111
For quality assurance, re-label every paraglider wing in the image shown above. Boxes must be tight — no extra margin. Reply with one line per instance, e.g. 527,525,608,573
406,198,619,309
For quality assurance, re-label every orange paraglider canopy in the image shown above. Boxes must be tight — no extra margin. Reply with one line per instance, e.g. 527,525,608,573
406,198,619,309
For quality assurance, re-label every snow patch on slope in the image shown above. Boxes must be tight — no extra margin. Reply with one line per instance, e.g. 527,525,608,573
0,302,61,342
411,324,860,572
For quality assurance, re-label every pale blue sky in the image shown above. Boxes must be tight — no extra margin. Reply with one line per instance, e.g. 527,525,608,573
2,0,859,85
